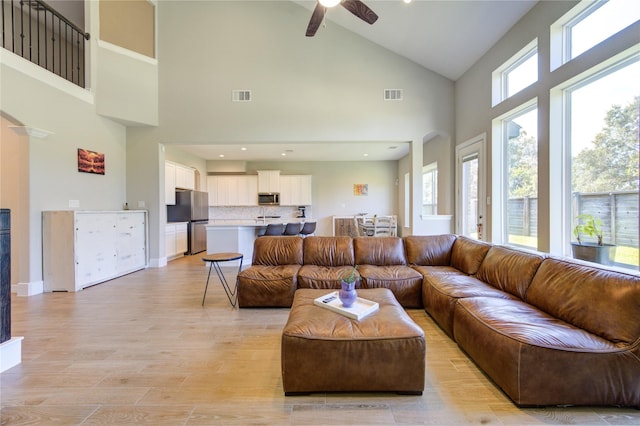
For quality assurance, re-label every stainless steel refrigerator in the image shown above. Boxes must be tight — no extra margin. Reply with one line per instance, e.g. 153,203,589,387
167,190,209,255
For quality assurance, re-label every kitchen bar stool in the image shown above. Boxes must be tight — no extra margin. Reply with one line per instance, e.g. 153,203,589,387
259,223,285,236
299,222,316,237
283,223,302,235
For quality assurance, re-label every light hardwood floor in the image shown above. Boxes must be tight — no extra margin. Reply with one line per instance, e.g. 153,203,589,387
2,255,638,425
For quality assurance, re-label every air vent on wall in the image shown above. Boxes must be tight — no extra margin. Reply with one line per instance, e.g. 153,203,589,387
232,90,252,102
384,89,403,101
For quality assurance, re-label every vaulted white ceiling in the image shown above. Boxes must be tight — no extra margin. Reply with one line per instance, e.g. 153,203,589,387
293,0,538,81
178,0,538,161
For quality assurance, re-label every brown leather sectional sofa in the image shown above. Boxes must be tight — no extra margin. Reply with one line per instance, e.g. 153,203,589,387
237,234,640,407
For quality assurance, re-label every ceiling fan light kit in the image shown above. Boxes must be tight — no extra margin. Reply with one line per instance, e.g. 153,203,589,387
306,0,379,37
319,0,341,7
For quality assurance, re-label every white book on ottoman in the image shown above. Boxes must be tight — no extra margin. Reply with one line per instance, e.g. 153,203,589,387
313,291,379,320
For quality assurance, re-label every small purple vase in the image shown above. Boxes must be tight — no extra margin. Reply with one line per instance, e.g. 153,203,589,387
339,281,357,308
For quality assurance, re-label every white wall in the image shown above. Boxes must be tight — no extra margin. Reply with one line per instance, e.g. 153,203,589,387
0,0,160,290
157,1,453,147
0,60,127,287
95,43,159,126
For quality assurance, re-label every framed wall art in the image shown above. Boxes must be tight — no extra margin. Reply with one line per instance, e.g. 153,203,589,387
354,184,368,196
77,148,105,175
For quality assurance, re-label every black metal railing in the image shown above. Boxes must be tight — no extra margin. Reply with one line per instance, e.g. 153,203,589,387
1,0,89,87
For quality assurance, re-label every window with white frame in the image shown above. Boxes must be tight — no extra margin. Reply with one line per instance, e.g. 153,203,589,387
561,56,639,270
493,102,538,249
550,0,640,71
492,39,538,106
422,162,438,216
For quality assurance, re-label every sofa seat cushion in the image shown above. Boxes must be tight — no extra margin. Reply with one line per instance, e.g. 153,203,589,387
237,265,301,307
454,297,640,407
297,265,360,289
358,264,423,308
420,268,517,338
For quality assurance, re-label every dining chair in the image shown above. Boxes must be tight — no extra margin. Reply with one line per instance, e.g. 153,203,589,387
373,215,397,237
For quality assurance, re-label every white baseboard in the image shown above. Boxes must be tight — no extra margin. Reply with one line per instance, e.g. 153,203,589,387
12,281,44,296
149,257,167,268
0,337,24,372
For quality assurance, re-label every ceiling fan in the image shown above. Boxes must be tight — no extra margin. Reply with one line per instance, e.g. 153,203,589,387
306,0,379,37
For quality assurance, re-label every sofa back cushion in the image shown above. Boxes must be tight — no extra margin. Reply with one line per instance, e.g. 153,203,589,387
252,236,303,266
303,236,355,266
527,257,640,345
450,236,491,275
475,246,544,300
404,235,456,266
354,237,407,266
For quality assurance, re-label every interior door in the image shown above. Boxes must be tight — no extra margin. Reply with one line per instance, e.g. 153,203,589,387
456,135,486,240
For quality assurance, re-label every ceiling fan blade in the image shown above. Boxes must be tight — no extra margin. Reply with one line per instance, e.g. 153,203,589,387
340,0,378,25
306,3,326,37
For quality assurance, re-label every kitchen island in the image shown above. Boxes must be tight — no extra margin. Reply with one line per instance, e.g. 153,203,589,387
205,219,308,264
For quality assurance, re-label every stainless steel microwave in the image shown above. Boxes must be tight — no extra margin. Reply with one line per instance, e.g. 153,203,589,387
258,193,280,205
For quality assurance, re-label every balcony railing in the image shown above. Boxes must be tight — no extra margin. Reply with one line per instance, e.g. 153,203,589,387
1,0,89,87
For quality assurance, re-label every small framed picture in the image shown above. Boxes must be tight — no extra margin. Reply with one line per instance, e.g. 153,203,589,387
354,184,368,196
77,148,105,175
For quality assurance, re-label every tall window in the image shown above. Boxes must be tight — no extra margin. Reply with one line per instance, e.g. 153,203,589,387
499,105,538,249
566,58,639,269
422,162,438,216
492,39,538,106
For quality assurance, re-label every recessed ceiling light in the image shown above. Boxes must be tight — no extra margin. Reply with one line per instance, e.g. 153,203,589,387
363,153,369,157
241,147,247,151
281,152,287,156
219,154,225,158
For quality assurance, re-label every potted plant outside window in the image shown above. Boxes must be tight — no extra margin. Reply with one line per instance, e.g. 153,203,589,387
571,214,616,265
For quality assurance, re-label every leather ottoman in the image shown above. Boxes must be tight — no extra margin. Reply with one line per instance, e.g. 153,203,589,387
281,288,425,395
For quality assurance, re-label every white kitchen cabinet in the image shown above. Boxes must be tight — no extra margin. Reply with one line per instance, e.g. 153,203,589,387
175,164,195,190
165,162,176,205
166,161,195,205
207,175,258,206
280,175,312,206
43,210,148,292
258,170,280,193
235,175,258,206
165,222,188,260
175,222,188,254
165,223,176,260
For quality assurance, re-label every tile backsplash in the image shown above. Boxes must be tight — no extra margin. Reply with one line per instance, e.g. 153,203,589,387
209,206,312,220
